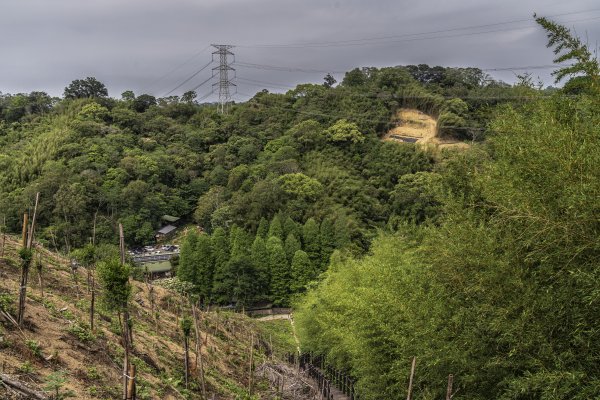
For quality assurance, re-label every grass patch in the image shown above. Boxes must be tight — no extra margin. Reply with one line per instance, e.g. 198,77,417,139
257,319,297,357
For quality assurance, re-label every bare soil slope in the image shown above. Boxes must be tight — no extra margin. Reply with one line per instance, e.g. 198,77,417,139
384,108,469,150
0,236,281,399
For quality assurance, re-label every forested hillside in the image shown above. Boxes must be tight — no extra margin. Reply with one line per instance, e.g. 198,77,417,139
0,59,537,307
2,13,596,400
294,17,600,400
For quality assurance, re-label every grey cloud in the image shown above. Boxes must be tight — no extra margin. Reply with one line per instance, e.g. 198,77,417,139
0,0,598,97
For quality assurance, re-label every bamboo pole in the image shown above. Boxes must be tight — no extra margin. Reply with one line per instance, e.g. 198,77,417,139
406,357,416,400
17,213,29,326
248,333,254,395
27,193,39,249
127,364,136,400
446,374,454,400
1,216,6,258
119,223,130,400
191,302,207,398
21,213,28,248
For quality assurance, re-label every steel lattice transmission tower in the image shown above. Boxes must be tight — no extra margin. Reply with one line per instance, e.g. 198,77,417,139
211,44,236,114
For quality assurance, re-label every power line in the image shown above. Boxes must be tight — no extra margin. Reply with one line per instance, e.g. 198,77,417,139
163,59,214,96
236,14,600,51
197,89,215,103
141,45,211,93
234,61,344,74
234,8,600,49
236,77,296,89
190,74,216,92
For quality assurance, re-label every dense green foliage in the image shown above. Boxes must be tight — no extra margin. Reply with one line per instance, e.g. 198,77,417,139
294,20,600,398
0,61,531,305
0,61,531,252
96,259,131,313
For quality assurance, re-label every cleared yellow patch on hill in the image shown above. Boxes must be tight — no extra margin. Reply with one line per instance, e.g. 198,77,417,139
384,108,469,150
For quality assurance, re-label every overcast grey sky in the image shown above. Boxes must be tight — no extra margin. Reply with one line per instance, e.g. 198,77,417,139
1,0,599,98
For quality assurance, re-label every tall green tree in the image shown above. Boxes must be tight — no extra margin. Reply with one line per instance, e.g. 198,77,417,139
284,233,301,263
210,228,231,304
268,214,284,240
228,226,255,306
266,236,289,306
319,218,336,269
290,250,313,293
256,217,269,238
302,218,320,265
178,231,199,285
194,234,214,303
64,77,108,99
535,15,600,92
251,235,270,300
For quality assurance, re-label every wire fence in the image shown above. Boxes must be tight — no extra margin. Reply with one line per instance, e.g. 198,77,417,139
287,352,359,400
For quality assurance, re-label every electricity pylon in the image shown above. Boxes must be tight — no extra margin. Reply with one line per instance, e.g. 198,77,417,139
211,44,236,114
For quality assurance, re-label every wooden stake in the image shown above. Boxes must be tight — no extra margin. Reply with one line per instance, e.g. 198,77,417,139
1,216,6,258
406,356,416,400
36,254,44,298
122,310,130,400
183,330,189,389
191,302,207,398
21,213,28,248
27,193,39,249
127,363,136,400
119,223,126,265
248,333,254,395
17,213,29,326
90,273,95,332
446,374,454,400
119,223,130,400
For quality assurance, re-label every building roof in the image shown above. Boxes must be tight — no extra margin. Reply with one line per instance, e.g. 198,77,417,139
161,215,180,223
157,225,177,235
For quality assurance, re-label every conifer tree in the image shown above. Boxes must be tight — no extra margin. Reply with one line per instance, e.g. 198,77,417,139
178,231,199,285
291,250,313,293
266,236,289,306
284,233,301,263
256,217,269,238
319,218,336,270
334,215,352,250
210,227,231,304
302,218,320,265
268,214,284,240
282,216,300,239
194,234,214,303
228,226,255,306
251,235,270,299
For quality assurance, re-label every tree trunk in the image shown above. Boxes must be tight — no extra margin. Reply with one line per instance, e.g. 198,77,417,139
248,334,254,395
17,213,29,327
184,335,189,389
127,363,136,400
191,302,207,398
122,310,130,400
446,374,454,400
36,257,44,298
26,193,39,249
90,273,95,332
0,373,48,399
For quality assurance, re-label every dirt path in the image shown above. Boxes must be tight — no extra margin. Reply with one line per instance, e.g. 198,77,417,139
255,314,290,321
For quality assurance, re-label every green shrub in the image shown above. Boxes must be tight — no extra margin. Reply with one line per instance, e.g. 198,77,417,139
67,321,94,342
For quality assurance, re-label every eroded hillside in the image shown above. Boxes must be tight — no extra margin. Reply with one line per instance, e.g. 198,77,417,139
0,236,296,399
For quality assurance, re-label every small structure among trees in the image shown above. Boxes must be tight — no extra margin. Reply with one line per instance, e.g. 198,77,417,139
155,215,180,242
